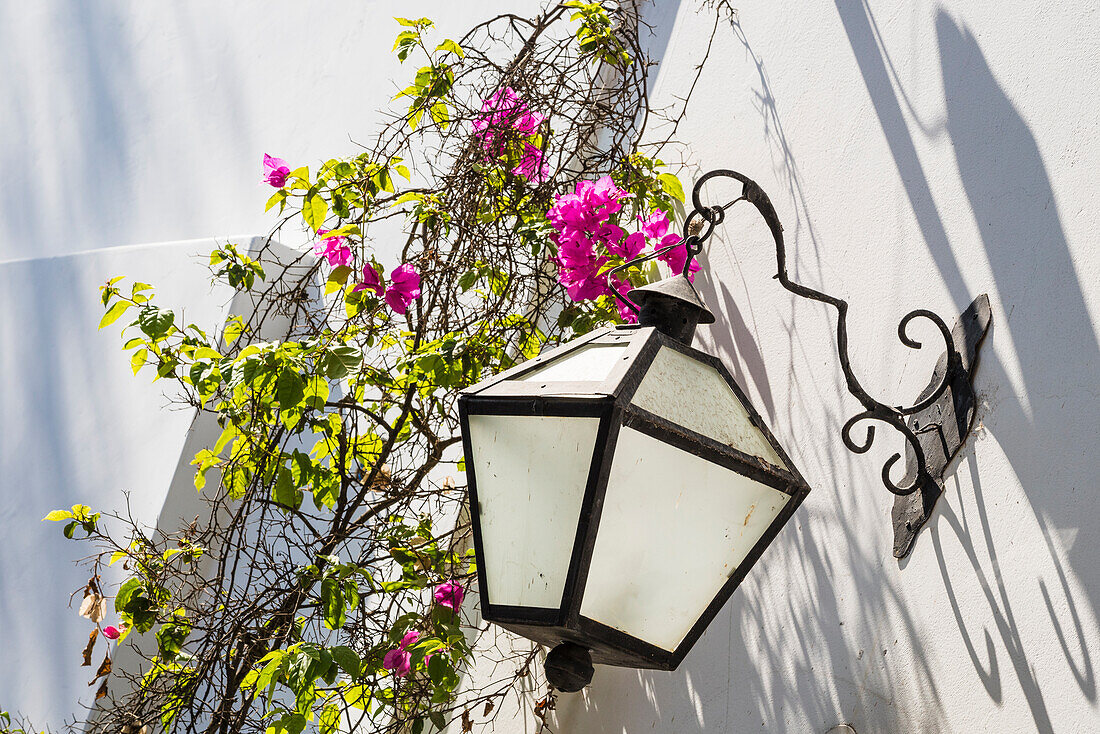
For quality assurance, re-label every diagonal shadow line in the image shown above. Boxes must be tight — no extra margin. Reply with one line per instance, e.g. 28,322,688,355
933,463,1055,734
833,0,969,314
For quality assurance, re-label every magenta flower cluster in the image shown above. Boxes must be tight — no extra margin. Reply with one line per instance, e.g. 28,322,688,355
346,260,422,315
472,88,549,183
433,580,465,612
547,176,699,323
262,154,291,188
381,581,465,679
382,630,420,678
261,154,422,316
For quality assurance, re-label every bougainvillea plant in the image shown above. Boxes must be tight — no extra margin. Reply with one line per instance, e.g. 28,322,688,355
36,3,724,733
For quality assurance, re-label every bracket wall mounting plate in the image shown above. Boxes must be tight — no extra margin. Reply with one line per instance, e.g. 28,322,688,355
892,294,992,558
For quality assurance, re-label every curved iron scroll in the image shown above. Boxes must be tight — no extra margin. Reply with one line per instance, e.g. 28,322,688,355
681,169,983,510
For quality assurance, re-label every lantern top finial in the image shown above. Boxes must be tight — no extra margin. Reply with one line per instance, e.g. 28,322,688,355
627,275,715,343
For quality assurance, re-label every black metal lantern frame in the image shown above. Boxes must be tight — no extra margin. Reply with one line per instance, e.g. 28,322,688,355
458,325,811,671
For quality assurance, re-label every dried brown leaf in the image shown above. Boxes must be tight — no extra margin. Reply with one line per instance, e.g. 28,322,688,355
483,701,494,717
95,677,108,700
81,628,98,666
461,709,473,732
78,590,107,623
89,652,111,686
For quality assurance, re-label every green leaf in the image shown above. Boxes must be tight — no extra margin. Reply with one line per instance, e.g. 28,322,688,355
330,645,360,677
137,306,175,340
325,346,362,379
427,653,448,685
302,193,328,232
428,711,447,731
114,578,142,613
658,172,685,203
98,301,131,329
429,101,450,129
394,191,424,206
327,265,353,287
320,578,345,630
319,705,341,734
276,369,305,408
273,465,301,510
436,39,464,58
393,29,419,51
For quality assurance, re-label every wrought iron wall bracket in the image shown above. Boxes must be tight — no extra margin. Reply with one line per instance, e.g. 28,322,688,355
671,169,992,559
891,293,991,557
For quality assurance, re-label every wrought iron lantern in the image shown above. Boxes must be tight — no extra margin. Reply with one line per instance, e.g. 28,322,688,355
458,169,990,691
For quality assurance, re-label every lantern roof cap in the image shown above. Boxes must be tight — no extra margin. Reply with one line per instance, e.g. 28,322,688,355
627,275,715,342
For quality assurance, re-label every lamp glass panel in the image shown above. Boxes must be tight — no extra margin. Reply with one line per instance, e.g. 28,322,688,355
631,347,787,469
518,343,627,383
468,413,599,608
580,426,789,651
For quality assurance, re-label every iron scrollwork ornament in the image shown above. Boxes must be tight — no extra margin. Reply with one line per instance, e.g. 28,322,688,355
616,169,991,558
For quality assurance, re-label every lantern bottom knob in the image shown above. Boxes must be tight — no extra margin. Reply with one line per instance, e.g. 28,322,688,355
544,642,594,692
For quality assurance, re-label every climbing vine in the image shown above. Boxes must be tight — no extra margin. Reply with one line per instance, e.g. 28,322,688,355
37,3,721,732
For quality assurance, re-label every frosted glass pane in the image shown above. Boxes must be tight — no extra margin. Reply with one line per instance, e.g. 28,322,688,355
519,343,627,383
632,347,786,469
580,427,789,651
468,414,599,608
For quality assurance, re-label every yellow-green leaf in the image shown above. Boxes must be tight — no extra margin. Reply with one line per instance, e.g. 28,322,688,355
223,316,246,345
658,172,685,203
131,348,148,374
303,193,328,232
99,301,131,329
265,189,288,212
43,510,73,522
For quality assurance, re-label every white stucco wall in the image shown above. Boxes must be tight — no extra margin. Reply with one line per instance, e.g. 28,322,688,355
1,1,1098,733
551,2,1100,733
0,0,540,262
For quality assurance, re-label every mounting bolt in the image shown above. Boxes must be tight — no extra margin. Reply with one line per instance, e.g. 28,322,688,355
544,642,594,693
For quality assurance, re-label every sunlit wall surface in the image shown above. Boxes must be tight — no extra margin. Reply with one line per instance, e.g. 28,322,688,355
2,1,1099,732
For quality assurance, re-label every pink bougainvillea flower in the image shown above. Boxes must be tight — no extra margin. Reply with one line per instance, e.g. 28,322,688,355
352,263,384,295
639,211,699,280
578,175,630,216
610,274,638,325
383,630,420,678
511,142,549,183
314,229,353,269
657,241,701,280
434,580,466,612
592,222,625,248
262,154,291,188
617,230,648,260
386,263,422,314
553,229,597,267
547,195,598,234
102,625,121,640
472,88,546,154
557,259,610,301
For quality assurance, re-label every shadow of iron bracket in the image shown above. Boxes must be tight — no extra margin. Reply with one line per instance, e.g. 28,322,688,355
892,294,992,558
